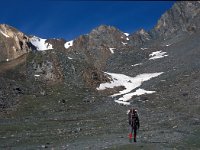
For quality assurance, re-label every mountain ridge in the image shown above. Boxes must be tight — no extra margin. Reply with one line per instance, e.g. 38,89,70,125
0,1,200,105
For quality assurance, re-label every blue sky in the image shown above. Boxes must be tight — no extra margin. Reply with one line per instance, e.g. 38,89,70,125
0,1,175,40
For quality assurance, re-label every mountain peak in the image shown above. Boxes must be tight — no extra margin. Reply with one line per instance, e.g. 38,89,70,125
137,29,149,36
91,25,121,35
86,24,126,49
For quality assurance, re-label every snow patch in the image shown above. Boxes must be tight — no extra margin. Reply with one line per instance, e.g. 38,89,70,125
64,40,73,49
109,48,115,54
146,37,150,40
166,44,171,47
149,51,168,60
132,63,142,67
118,89,155,101
34,74,40,77
124,33,129,36
6,59,9,62
68,57,73,60
30,36,53,51
114,100,130,105
0,30,9,38
141,48,148,50
126,37,129,41
122,42,127,46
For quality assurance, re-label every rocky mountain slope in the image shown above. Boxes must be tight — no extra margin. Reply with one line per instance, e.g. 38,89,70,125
0,1,200,150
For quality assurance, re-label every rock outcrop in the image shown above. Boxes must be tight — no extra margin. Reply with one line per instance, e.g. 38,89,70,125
65,25,132,70
26,51,64,84
129,29,151,46
0,24,34,62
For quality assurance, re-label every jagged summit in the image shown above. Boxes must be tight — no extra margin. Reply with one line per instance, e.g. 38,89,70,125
91,25,121,34
137,29,147,35
0,24,27,38
0,24,20,34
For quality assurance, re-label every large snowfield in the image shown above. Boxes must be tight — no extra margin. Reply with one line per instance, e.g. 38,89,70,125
30,36,53,51
97,72,163,105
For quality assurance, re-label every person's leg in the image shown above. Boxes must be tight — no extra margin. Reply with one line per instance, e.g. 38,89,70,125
129,126,133,138
134,128,137,142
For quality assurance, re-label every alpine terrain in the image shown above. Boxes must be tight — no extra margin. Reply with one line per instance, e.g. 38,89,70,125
0,1,200,149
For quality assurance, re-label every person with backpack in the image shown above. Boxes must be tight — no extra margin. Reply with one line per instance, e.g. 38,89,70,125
128,108,140,142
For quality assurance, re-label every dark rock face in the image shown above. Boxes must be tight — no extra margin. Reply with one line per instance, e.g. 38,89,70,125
129,29,151,47
82,66,110,88
46,38,66,51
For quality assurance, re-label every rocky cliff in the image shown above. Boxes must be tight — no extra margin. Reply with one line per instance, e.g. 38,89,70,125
151,1,200,39
0,24,34,62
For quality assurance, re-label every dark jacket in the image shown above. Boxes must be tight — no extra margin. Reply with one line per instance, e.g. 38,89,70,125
128,109,140,129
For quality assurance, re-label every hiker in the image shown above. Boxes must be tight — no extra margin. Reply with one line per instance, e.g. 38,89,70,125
128,108,140,142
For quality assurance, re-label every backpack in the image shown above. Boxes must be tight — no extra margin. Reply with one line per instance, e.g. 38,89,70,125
128,109,139,127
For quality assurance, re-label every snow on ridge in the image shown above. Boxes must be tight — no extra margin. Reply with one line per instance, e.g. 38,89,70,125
30,36,53,51
121,33,129,40
124,33,129,36
97,72,163,105
64,40,73,49
0,30,9,38
109,48,116,54
149,51,168,60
